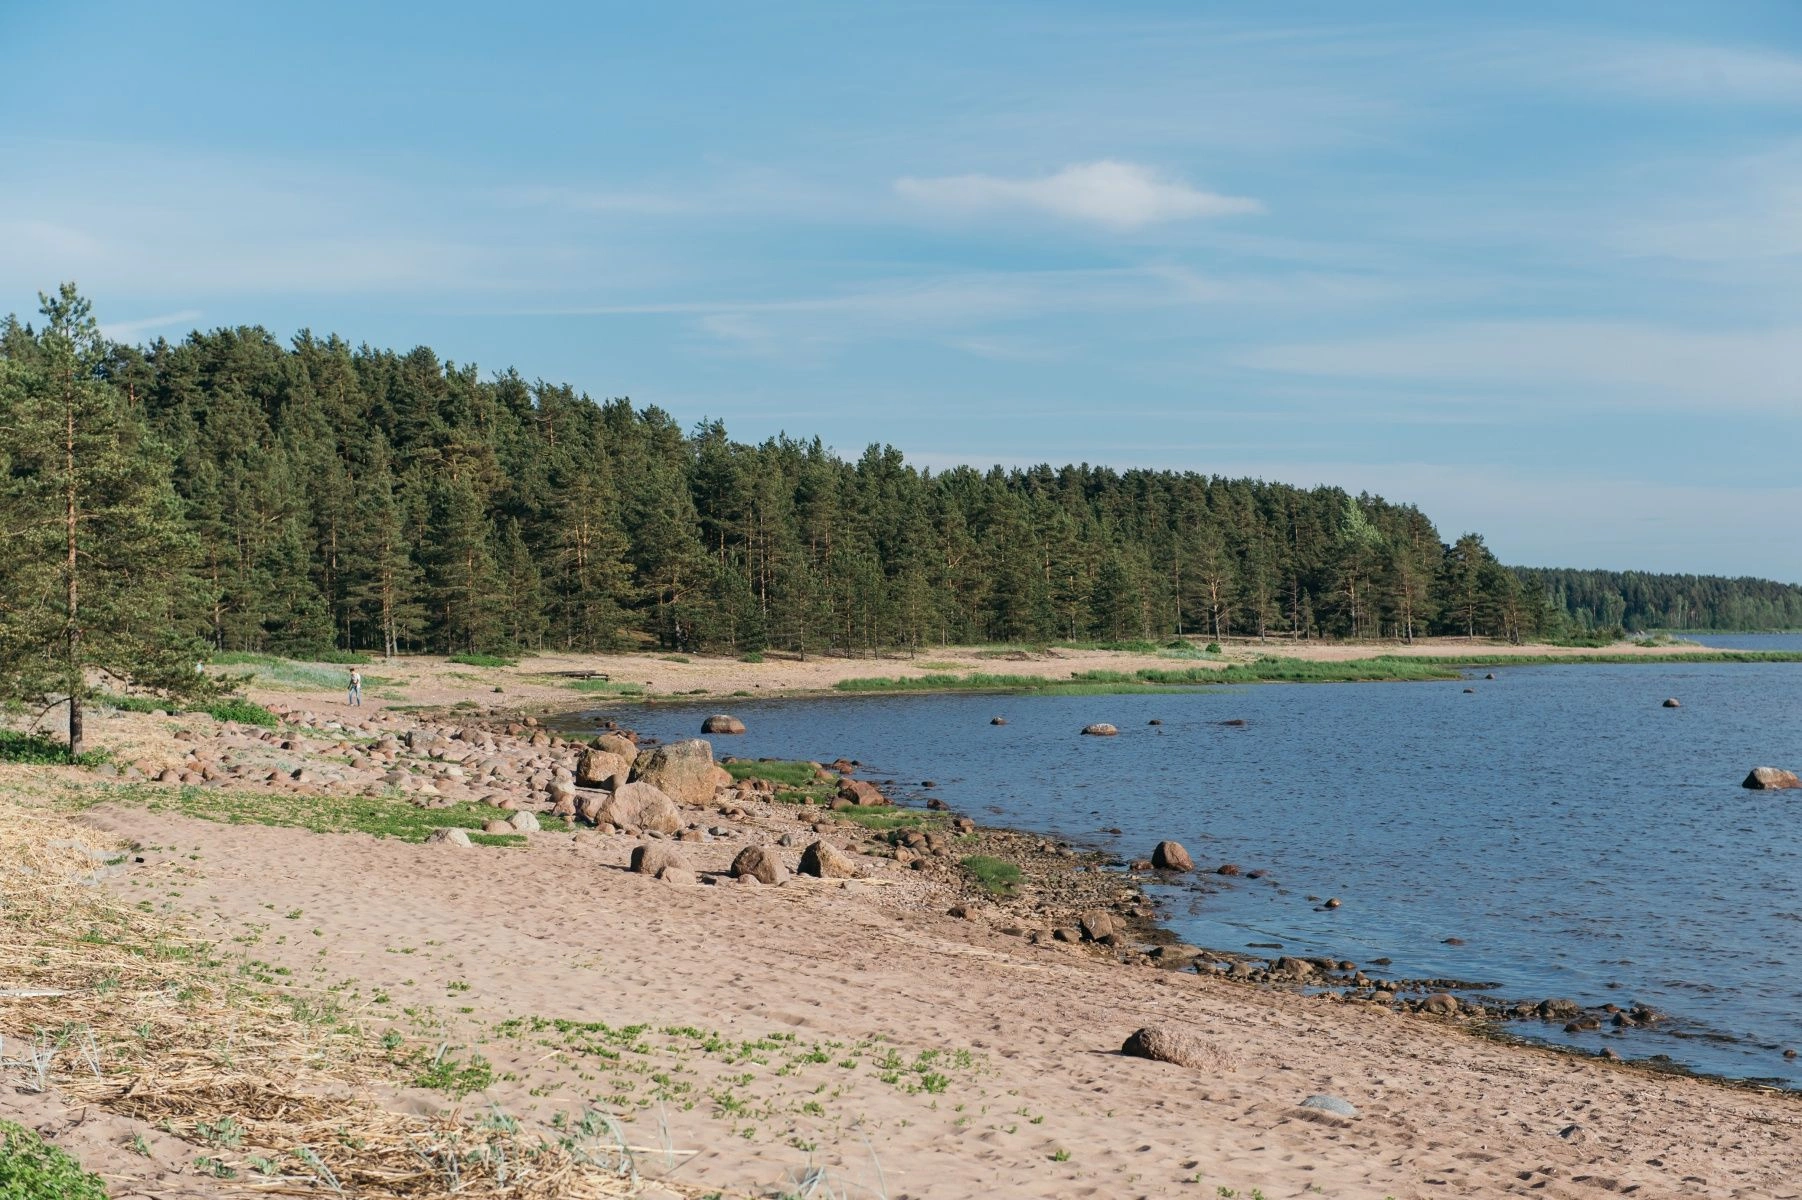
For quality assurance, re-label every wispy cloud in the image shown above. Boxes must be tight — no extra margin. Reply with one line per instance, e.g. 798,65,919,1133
1239,320,1802,411
895,160,1261,230
99,309,203,342
1557,38,1802,105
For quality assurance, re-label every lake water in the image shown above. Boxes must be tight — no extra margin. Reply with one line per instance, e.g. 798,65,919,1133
1678,631,1802,652
562,660,1802,1086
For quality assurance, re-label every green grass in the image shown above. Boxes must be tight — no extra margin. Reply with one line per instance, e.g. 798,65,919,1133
1392,650,1802,666
82,782,527,845
830,806,933,832
0,1118,109,1200
210,652,391,693
961,855,1023,897
566,679,647,695
449,652,516,667
739,651,765,664
94,691,279,728
723,760,822,787
0,729,110,766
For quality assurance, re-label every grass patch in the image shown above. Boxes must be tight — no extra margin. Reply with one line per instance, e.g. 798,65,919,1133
93,692,279,728
831,806,933,833
724,760,822,787
448,652,516,668
209,653,390,693
0,1118,109,1200
86,783,525,845
566,679,647,696
961,855,1023,897
739,651,765,664
0,729,109,767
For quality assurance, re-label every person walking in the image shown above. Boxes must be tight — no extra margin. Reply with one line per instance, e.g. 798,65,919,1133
347,667,363,706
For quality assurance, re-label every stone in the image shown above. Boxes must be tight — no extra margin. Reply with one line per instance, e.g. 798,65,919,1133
1300,1094,1358,1118
1151,840,1195,871
657,867,697,886
425,828,472,848
483,819,513,833
509,810,541,833
1081,723,1119,736
630,843,693,876
730,845,787,885
990,717,1007,725
1419,992,1460,1015
576,748,631,788
547,779,577,808
701,714,746,735
1662,698,1680,708
597,781,683,834
1216,863,1241,876
1536,997,1581,1020
1743,766,1802,790
631,739,718,805
1078,910,1119,943
1120,1025,1218,1070
593,732,638,764
799,840,860,879
1149,943,1202,967
836,778,887,806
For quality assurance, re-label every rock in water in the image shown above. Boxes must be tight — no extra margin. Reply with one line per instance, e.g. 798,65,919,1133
630,739,718,805
1300,1094,1358,1118
798,840,859,879
1662,698,1681,708
1081,723,1119,736
1743,766,1802,790
836,778,888,806
701,714,746,735
629,843,693,876
990,717,1007,725
1120,1026,1218,1069
1151,840,1195,871
730,844,787,885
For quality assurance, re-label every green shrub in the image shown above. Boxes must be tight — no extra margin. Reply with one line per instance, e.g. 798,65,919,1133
449,652,516,668
961,855,1023,897
202,697,279,727
0,729,109,767
305,648,373,664
738,652,765,664
0,1118,109,1200
1205,642,1222,654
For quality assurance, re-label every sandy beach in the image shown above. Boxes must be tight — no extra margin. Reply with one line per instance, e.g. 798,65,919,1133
6,643,1801,1198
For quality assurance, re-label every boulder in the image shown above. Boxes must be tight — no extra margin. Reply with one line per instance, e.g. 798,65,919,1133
798,840,860,879
1078,910,1119,944
593,732,638,764
1743,767,1802,790
701,714,746,735
1419,992,1460,1015
657,866,697,886
483,819,513,834
990,717,1007,726
1536,997,1581,1020
597,781,682,834
1081,723,1119,737
631,739,718,805
425,828,472,848
1151,840,1194,871
1662,698,1681,708
630,843,693,876
508,810,541,833
836,778,887,807
576,748,631,788
1120,1025,1219,1070
730,845,787,885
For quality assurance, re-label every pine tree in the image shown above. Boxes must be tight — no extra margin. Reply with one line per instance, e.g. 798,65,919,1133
0,286,210,756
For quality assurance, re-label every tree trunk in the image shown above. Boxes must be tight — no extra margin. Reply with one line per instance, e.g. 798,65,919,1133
65,375,83,758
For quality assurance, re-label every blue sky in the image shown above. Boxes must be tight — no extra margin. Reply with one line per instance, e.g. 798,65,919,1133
4,1,1798,577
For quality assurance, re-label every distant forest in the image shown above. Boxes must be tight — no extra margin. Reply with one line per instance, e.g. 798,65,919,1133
4,297,1798,659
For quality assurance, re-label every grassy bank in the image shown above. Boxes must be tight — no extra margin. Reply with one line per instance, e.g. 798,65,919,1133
830,649,1802,696
70,782,527,845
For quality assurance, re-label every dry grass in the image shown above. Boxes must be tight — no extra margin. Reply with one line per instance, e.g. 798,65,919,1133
0,784,706,1198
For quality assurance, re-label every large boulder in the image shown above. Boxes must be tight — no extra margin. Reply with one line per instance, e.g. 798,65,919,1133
836,778,888,807
631,739,718,805
1082,723,1119,737
799,840,860,879
630,843,693,876
591,781,682,834
425,828,472,848
701,714,746,735
730,845,787,885
1151,840,1195,871
576,749,631,788
593,733,638,764
1120,1026,1220,1070
1743,767,1802,790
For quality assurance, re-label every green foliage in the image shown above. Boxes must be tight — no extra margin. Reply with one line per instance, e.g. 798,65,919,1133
200,698,279,727
208,654,385,693
0,1118,110,1200
960,855,1023,896
448,652,516,667
0,729,108,766
95,690,277,727
410,1048,495,1097
83,782,526,845
723,760,821,787
738,651,765,663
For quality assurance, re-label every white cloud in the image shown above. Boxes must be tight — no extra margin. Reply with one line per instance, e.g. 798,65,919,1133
894,160,1261,230
1239,320,1802,411
99,309,203,342
1572,39,1802,105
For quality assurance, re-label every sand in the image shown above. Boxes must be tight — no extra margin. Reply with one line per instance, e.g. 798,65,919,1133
6,643,1801,1198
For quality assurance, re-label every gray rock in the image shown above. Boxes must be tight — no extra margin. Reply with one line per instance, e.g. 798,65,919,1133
508,810,541,833
701,714,746,735
425,828,472,848
730,844,787,885
1300,1094,1358,1118
1081,723,1119,737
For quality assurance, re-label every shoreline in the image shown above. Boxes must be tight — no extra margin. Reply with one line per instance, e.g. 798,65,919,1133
8,645,1802,1196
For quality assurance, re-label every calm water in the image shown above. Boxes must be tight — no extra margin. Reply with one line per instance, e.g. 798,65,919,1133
563,662,1802,1085
1680,631,1802,652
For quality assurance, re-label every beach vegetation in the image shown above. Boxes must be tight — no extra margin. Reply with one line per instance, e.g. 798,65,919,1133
74,782,525,845
0,1118,109,1200
961,855,1023,897
724,760,821,787
447,651,515,667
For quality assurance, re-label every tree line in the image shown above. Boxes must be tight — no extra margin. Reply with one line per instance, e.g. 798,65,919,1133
3,287,1798,731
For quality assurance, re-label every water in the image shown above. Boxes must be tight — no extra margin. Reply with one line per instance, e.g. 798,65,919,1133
561,661,1802,1085
1678,631,1802,653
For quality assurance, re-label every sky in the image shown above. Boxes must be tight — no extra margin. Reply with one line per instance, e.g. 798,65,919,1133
2,1,1798,578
